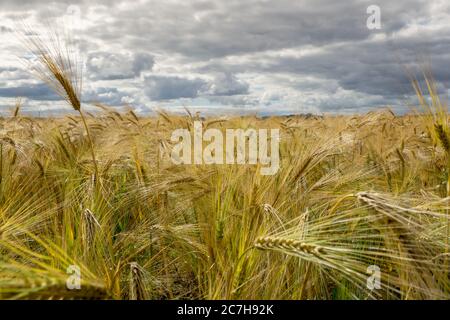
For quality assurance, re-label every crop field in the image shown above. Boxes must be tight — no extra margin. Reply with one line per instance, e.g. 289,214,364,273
0,101,449,299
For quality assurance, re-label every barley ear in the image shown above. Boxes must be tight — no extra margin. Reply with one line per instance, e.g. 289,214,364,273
434,123,450,153
81,208,100,253
129,262,149,300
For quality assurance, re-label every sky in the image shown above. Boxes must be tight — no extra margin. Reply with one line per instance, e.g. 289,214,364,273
0,0,449,116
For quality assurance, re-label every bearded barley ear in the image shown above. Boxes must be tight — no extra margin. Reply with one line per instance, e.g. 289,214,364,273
434,123,450,153
356,191,449,298
12,98,22,118
21,28,82,112
81,209,100,251
255,236,325,256
129,262,149,300
128,109,139,123
21,26,99,181
2,277,110,300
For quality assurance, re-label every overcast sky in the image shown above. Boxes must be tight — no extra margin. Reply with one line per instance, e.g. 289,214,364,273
0,0,449,116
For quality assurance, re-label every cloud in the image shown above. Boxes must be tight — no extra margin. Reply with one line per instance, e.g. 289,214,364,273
0,0,449,114
0,26,13,33
208,73,249,96
118,0,429,60
87,51,154,80
144,75,207,100
132,53,154,76
0,83,60,100
83,86,135,105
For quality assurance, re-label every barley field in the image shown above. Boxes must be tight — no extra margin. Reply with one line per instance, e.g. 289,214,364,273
0,102,449,299
0,31,449,300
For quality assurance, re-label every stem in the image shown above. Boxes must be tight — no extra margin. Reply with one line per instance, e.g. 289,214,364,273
78,110,99,183
446,164,449,273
